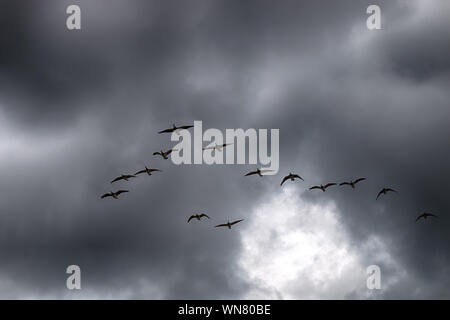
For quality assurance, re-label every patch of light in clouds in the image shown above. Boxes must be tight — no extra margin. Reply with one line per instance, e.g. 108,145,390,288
238,186,405,299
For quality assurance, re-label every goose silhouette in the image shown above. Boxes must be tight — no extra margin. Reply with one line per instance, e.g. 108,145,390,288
280,173,304,186
202,143,233,152
339,178,366,189
134,166,162,176
158,124,194,135
110,174,136,183
101,190,129,199
416,212,438,222
215,219,244,229
153,149,173,160
376,188,398,200
245,168,273,177
309,183,337,192
188,213,210,223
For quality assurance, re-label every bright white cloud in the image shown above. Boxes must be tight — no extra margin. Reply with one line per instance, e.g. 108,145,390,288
238,186,406,299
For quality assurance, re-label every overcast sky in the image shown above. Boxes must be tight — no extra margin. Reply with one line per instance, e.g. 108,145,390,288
0,0,449,299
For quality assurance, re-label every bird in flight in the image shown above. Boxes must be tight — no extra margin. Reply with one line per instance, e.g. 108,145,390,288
245,168,274,177
153,149,173,160
415,212,438,222
158,124,194,134
134,166,162,176
202,143,233,152
188,213,210,223
111,174,136,183
280,173,304,186
101,190,129,199
215,219,244,229
376,188,398,200
309,183,337,192
339,178,366,189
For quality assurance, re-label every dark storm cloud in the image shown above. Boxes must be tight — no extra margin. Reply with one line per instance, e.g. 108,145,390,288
257,1,450,297
0,0,449,298
382,2,450,82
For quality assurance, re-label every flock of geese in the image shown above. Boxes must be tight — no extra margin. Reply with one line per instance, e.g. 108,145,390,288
100,123,245,229
100,123,438,226
249,171,436,222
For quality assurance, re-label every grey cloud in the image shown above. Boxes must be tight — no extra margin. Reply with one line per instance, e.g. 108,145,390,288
0,0,449,299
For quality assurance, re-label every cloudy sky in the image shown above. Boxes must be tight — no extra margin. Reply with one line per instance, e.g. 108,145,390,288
0,0,449,299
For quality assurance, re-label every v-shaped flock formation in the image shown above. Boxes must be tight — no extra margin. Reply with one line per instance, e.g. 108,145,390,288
100,123,438,227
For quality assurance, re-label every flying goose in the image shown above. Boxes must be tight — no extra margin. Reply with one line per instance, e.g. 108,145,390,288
340,178,366,188
153,149,173,160
245,168,274,177
100,190,129,199
110,174,136,183
415,212,438,222
214,219,244,229
202,143,233,151
376,188,398,200
309,183,337,192
188,213,210,223
158,124,194,134
134,166,162,176
280,173,304,186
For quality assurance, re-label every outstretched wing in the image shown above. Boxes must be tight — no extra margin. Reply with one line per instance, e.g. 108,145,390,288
115,190,129,195
110,176,123,183
187,215,195,223
324,183,337,189
376,190,384,200
309,186,321,190
199,214,210,219
149,169,161,173
292,174,304,181
339,182,350,186
427,213,438,218
214,223,228,228
178,125,194,130
158,128,174,134
386,188,397,193
153,152,161,156
280,176,289,186
134,169,146,175
101,193,111,199
245,171,258,176
354,178,366,184
165,149,173,156
415,214,425,222
230,219,244,226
